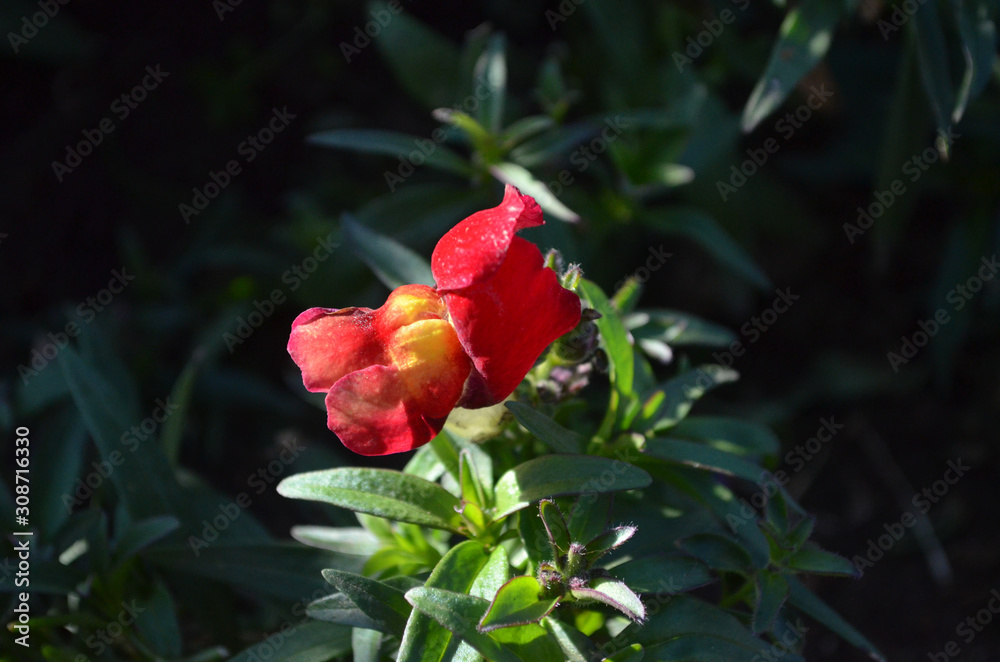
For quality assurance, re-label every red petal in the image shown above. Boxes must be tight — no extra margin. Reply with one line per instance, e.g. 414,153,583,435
444,237,581,408
431,184,544,292
325,364,447,455
287,307,382,393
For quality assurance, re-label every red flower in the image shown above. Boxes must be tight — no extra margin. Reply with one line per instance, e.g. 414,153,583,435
288,185,582,455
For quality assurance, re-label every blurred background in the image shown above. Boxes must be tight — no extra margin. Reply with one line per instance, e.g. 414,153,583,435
2,0,999,659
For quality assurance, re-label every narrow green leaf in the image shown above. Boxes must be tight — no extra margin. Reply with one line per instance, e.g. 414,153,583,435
479,576,560,632
606,644,644,662
571,577,645,622
322,569,413,635
785,543,860,577
566,493,613,545
953,0,998,122
542,618,600,662
308,129,471,176
474,33,507,134
60,347,178,520
341,214,435,290
624,309,737,349
352,627,383,662
290,526,382,556
578,279,634,396
786,576,886,661
493,455,651,519
134,580,182,659
113,516,180,564
398,541,491,662
671,416,780,457
741,0,840,132
226,621,351,662
621,594,767,656
640,365,739,432
160,355,202,465
460,450,488,509
642,208,770,291
500,115,555,149
643,438,768,483
677,533,753,575
405,588,526,662
912,0,956,132
471,545,511,600
752,571,788,635
584,525,636,562
491,162,580,222
144,543,358,603
369,3,461,109
505,402,584,454
610,554,715,595
277,468,464,533
307,592,382,631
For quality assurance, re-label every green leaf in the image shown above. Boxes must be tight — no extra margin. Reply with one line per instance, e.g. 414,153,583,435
341,214,436,290
610,554,715,595
352,628,383,662
542,618,600,662
752,571,788,635
493,455,652,519
322,569,413,635
785,543,859,577
786,576,886,661
398,541,491,662
639,365,739,432
134,580,183,659
953,0,998,122
308,129,471,176
505,402,584,454
491,162,580,222
571,577,645,622
226,621,352,662
741,0,840,132
369,3,461,109
642,208,770,291
912,0,956,132
159,354,202,465
308,592,382,631
671,416,780,457
500,116,555,150
578,279,634,396
479,576,560,632
677,533,753,575
643,438,767,483
290,526,382,556
405,588,526,662
60,347,178,520
460,450,488,509
622,594,768,659
624,309,737,349
474,33,507,134
144,543,359,603
113,515,180,565
566,493,613,546
277,468,464,533
605,644,644,662
584,525,637,562
471,545,511,600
